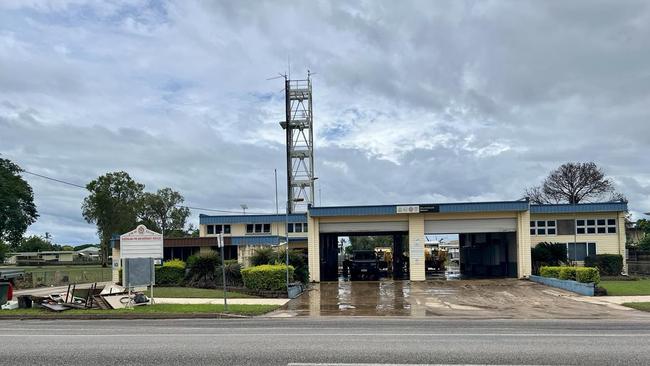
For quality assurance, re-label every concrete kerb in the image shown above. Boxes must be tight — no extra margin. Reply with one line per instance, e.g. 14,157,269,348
0,312,250,320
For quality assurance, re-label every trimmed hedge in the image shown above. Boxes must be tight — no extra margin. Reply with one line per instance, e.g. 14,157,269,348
539,266,561,279
584,254,623,276
540,266,600,284
576,267,600,285
241,264,294,291
163,259,186,270
559,267,576,281
155,266,185,286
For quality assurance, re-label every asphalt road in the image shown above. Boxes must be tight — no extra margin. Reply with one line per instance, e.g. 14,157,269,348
1,318,650,365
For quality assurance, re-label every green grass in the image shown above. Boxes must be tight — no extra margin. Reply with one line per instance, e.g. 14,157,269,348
0,304,278,316
622,302,650,312
147,287,253,299
600,279,650,296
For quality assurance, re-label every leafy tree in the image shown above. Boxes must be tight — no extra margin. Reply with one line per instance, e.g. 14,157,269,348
82,171,144,266
16,235,56,252
139,188,190,235
639,235,650,251
73,244,100,251
0,158,38,247
637,219,650,235
525,162,622,204
0,240,8,262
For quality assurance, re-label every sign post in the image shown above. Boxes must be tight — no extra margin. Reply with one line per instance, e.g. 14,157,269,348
120,225,163,307
218,233,228,311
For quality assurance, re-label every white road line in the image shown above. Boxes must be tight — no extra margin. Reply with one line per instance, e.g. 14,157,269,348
0,333,647,337
288,364,558,366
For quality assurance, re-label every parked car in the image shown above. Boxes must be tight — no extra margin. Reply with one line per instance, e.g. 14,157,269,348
350,250,379,280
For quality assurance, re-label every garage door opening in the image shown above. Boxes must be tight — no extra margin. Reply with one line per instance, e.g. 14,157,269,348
319,232,409,281
425,218,518,279
424,232,518,279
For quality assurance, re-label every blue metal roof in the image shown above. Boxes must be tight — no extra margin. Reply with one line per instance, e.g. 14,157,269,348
231,235,280,246
200,213,307,224
530,202,627,214
308,200,529,217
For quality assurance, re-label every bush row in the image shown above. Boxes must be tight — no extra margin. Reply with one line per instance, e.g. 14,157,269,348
241,264,294,291
539,266,600,284
584,254,623,276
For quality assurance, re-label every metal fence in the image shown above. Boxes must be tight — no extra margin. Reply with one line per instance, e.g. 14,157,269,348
628,250,650,275
26,268,112,287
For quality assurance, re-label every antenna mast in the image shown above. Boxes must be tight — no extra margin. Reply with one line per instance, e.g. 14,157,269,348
280,72,315,213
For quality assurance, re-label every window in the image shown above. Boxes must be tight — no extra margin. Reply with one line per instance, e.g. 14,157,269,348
576,218,616,235
566,242,596,261
288,223,294,233
557,220,575,235
530,220,556,236
247,223,271,234
288,222,308,233
207,224,231,235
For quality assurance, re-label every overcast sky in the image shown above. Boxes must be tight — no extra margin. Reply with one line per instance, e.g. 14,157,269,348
1,0,649,245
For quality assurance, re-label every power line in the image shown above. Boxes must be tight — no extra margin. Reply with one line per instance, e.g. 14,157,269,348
19,168,272,215
21,170,87,189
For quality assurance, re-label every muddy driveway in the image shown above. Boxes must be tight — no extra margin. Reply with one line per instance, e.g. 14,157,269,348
272,279,650,318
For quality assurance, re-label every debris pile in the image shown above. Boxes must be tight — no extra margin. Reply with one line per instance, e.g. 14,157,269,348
3,283,151,312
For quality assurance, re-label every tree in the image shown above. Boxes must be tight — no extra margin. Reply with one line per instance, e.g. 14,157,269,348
82,172,144,267
0,240,8,262
0,158,38,247
16,235,56,252
139,188,190,235
525,162,622,204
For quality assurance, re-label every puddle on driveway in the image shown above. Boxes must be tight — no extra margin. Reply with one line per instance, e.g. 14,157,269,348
272,278,650,318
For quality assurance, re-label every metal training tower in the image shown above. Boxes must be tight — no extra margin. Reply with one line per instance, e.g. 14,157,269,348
280,72,315,213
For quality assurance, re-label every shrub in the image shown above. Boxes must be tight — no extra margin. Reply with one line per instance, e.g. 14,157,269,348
241,264,294,291
539,266,561,279
163,259,186,270
275,249,309,283
186,250,220,288
558,267,577,281
215,262,244,287
224,259,239,266
584,254,623,276
155,266,185,286
532,242,568,275
250,247,275,266
575,267,600,284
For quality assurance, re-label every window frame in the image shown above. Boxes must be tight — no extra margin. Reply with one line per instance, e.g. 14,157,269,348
566,242,597,261
530,220,556,236
575,218,616,235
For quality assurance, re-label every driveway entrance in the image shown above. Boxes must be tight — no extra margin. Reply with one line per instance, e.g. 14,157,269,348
273,279,650,318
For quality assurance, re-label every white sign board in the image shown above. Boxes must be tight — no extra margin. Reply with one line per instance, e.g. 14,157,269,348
396,205,419,214
120,225,163,259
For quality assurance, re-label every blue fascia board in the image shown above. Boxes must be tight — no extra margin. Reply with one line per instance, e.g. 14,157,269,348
530,202,627,214
437,201,529,213
230,235,280,246
200,213,308,225
309,200,529,217
309,205,396,217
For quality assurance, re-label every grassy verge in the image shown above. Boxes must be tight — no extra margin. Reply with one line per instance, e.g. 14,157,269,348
0,304,278,317
600,279,650,296
147,287,253,299
622,302,650,312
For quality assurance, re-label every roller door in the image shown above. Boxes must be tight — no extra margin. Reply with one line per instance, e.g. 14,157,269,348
424,218,517,234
